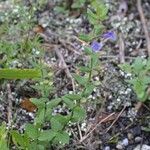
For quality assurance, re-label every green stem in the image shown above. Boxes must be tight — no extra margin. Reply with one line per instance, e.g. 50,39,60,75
81,56,93,97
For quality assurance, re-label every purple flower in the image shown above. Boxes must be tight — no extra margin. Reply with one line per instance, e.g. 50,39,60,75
102,31,117,41
90,41,103,52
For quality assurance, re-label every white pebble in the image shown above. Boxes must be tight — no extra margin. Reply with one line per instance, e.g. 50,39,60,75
104,146,110,150
122,138,129,146
116,144,123,149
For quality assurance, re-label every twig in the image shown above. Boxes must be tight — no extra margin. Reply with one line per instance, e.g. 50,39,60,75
79,112,115,143
70,128,79,141
6,83,13,128
119,33,125,63
39,33,75,91
59,39,81,55
54,47,75,91
134,101,143,113
105,105,126,133
137,0,150,56
77,123,83,141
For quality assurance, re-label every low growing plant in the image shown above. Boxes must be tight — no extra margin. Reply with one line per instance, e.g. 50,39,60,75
0,0,117,149
120,57,150,102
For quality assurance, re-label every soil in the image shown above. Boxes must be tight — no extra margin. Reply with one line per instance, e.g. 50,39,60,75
0,0,150,150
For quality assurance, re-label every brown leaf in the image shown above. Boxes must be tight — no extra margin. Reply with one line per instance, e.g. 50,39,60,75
33,25,45,33
20,98,37,112
97,112,119,123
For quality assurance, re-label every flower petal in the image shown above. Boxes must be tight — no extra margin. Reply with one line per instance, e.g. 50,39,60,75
103,31,117,41
90,41,103,52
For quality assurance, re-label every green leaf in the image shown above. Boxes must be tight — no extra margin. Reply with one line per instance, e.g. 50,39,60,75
87,8,98,25
79,34,92,42
132,57,145,74
0,123,9,150
30,98,46,109
91,1,108,20
72,106,86,122
27,141,44,150
71,0,85,8
83,83,95,97
50,117,64,131
73,74,88,86
142,126,150,132
142,76,150,85
46,98,62,109
126,78,136,85
0,69,41,79
35,109,45,124
93,24,103,35
37,145,45,150
62,97,75,109
38,130,56,141
52,115,70,127
11,130,28,149
132,79,147,101
91,53,99,67
25,124,39,139
78,66,91,73
96,4,108,20
54,6,66,14
84,47,93,55
64,94,82,101
0,140,8,150
119,63,132,73
145,58,150,70
45,107,53,121
55,131,70,145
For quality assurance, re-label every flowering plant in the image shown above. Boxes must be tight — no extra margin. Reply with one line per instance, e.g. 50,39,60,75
90,31,117,52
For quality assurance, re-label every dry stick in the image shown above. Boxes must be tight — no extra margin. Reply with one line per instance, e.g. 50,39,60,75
39,33,75,91
6,83,13,128
105,105,126,133
137,0,150,57
79,112,115,143
119,33,125,63
54,47,75,91
77,123,83,141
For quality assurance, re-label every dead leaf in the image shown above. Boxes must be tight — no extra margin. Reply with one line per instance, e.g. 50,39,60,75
97,112,119,123
33,25,45,33
20,98,37,112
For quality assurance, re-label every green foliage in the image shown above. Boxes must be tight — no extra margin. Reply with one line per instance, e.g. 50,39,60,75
71,0,86,9
120,57,150,102
0,0,107,149
11,130,29,149
0,123,9,150
72,106,86,122
79,0,108,42
0,69,41,79
38,130,56,141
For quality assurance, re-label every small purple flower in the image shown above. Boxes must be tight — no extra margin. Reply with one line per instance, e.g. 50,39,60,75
90,41,103,52
103,31,117,41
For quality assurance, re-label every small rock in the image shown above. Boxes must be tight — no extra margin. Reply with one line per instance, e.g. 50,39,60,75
104,146,110,150
128,133,134,140
131,126,141,136
134,144,150,150
116,144,123,150
134,137,142,143
122,138,129,146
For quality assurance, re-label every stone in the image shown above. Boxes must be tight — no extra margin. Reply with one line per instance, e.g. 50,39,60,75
134,137,142,143
127,133,134,140
122,138,129,146
104,146,110,150
134,144,150,150
116,144,123,150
